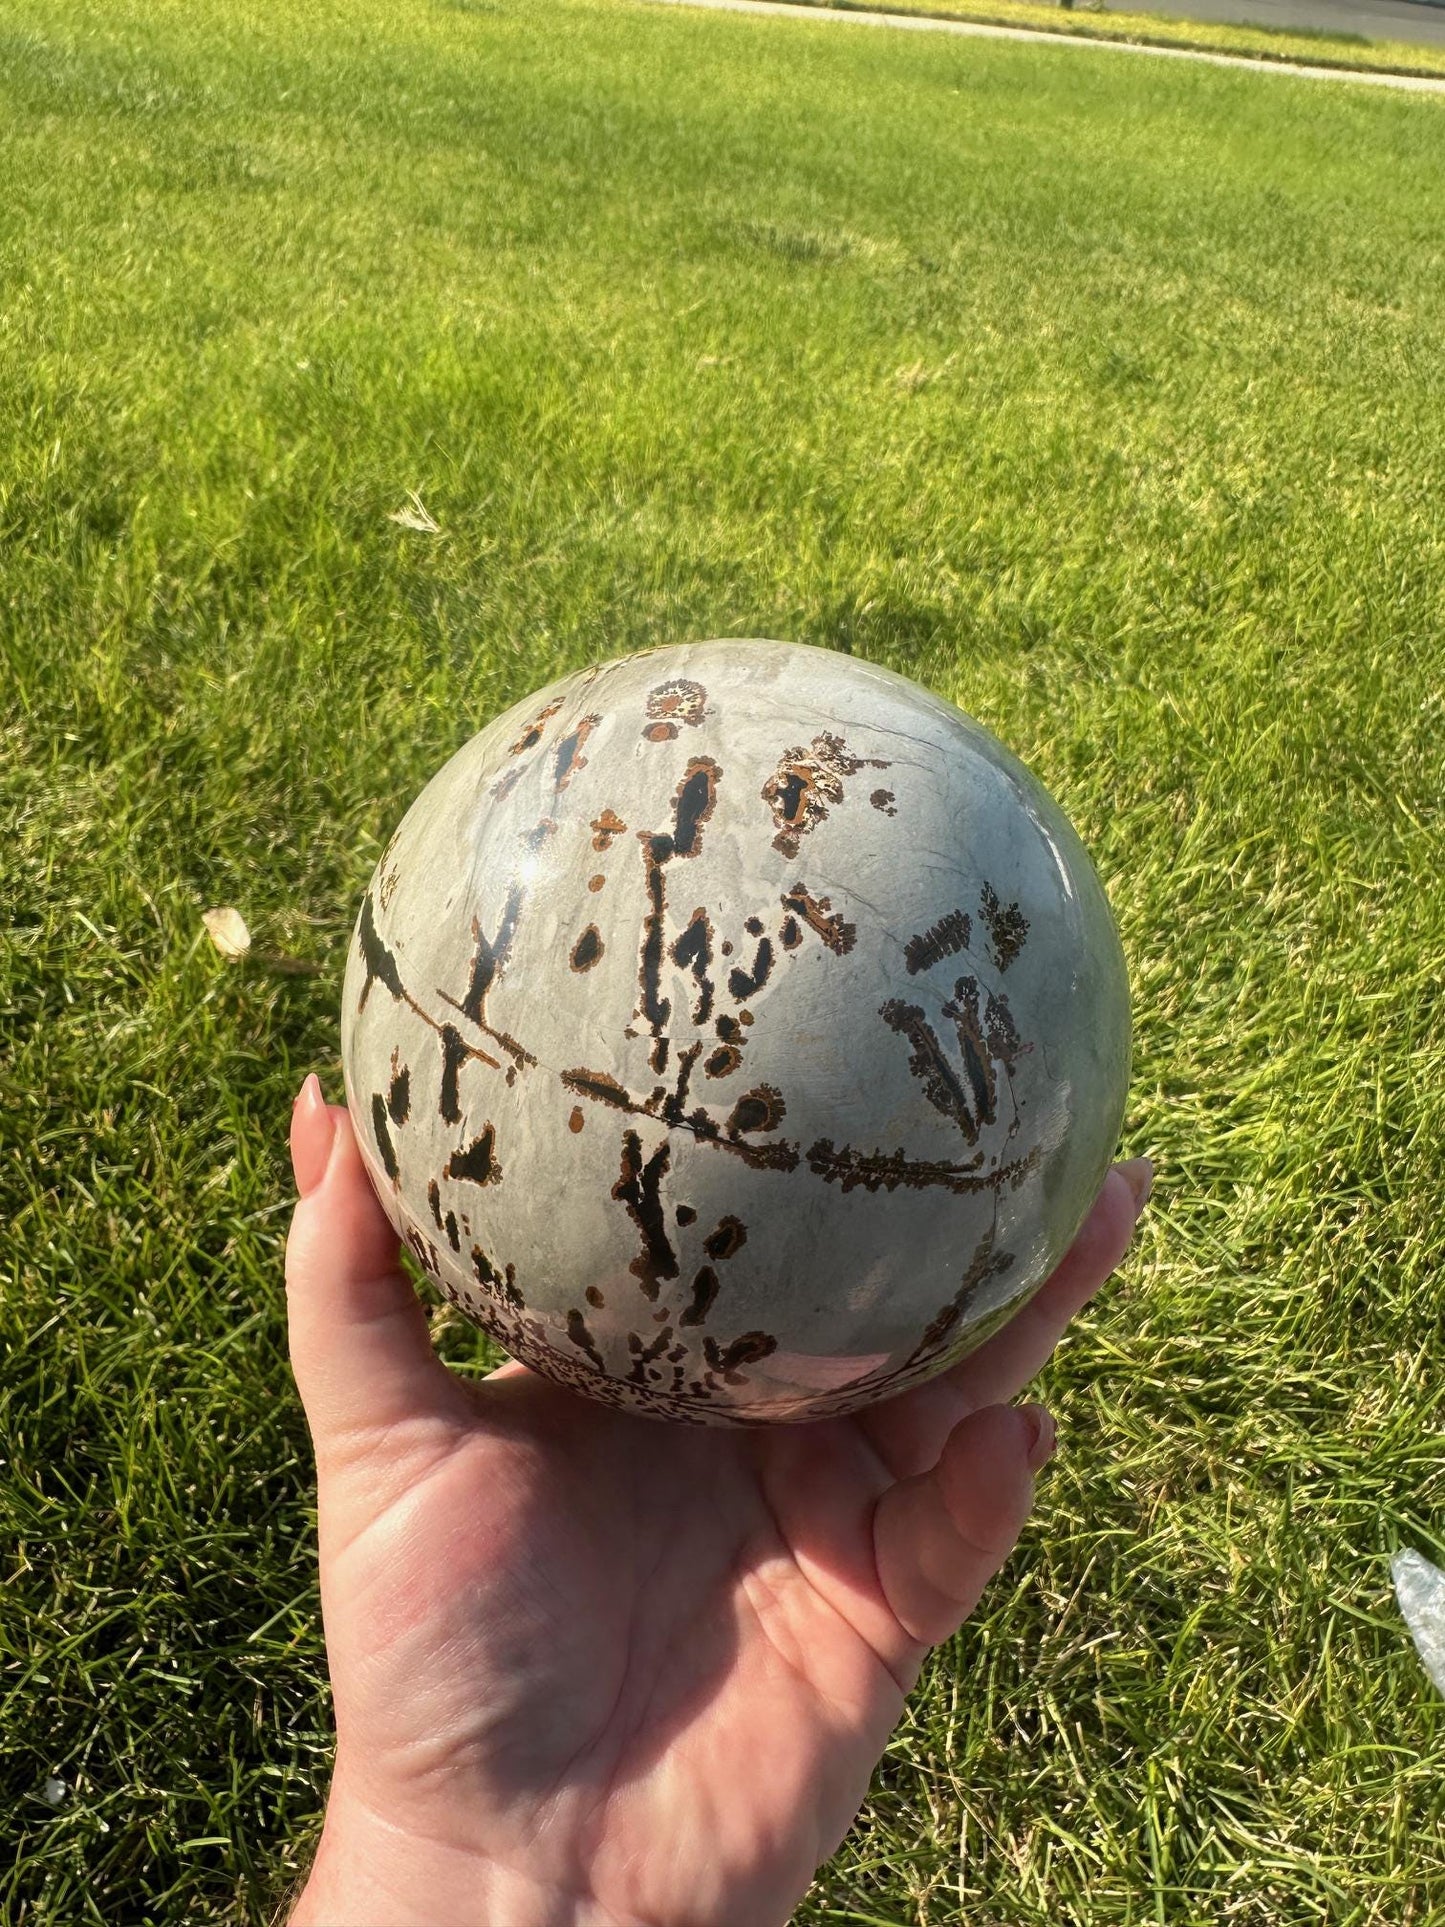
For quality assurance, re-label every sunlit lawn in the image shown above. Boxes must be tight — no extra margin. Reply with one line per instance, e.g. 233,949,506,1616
3,0,1444,1919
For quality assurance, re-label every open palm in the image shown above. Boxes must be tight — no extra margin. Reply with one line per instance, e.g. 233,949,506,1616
284,1076,1148,1927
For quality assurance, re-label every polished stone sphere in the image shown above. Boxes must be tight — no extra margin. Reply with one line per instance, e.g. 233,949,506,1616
340,640,1131,1425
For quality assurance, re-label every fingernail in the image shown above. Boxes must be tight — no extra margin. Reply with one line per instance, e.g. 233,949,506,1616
291,1074,336,1199
1021,1404,1057,1472
1115,1157,1154,1220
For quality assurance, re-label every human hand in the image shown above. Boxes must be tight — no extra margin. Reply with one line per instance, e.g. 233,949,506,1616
283,1074,1150,1927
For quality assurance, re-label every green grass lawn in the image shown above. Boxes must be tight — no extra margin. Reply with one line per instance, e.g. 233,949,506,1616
4,0,1445,1920
781,0,1445,84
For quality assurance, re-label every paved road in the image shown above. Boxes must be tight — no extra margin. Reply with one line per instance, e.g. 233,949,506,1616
656,0,1445,86
1105,0,1445,49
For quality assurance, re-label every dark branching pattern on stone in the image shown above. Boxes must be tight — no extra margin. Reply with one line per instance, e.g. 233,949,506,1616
637,833,673,1073
570,925,604,973
782,883,856,956
680,1266,720,1327
643,679,707,741
940,977,996,1135
386,1061,411,1126
672,757,720,858
804,1138,1015,1194
727,936,774,1001
870,788,897,816
357,890,405,1012
566,1308,607,1372
704,1215,747,1261
704,1330,778,1381
446,1126,502,1187
553,714,601,792
613,1130,678,1300
371,1093,400,1180
472,1243,523,1311
404,1225,441,1279
761,732,889,858
438,1025,468,1125
508,697,563,756
591,809,627,850
905,909,972,976
880,997,985,1141
670,908,714,1024
562,1066,644,1113
726,1086,785,1137
462,888,524,1026
909,1225,1016,1362
980,882,1029,971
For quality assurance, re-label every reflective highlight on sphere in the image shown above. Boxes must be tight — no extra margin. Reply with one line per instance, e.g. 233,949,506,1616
340,640,1131,1425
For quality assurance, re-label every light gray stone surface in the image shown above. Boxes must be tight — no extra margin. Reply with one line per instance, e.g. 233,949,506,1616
340,640,1131,1424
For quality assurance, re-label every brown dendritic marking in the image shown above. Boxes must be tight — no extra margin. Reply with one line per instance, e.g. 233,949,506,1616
727,935,773,1001
634,759,723,1075
509,697,563,756
561,1066,643,1113
725,1085,786,1137
570,925,605,973
675,1204,698,1227
627,1323,678,1386
905,909,972,977
371,1094,400,1180
642,678,707,743
386,1055,411,1125
703,1330,778,1383
908,1224,1017,1364
670,907,714,1025
553,713,602,792
672,757,720,858
472,1243,524,1311
880,998,985,1141
785,1224,1019,1421
404,1225,442,1281
446,1125,502,1187
704,1012,745,1078
980,882,1029,971
565,1308,607,1372
489,763,526,805
704,1215,748,1261
438,1025,468,1126
870,788,897,817
591,810,628,851
613,1130,678,1300
568,1105,585,1134
588,873,606,893
804,1138,1004,1195
761,732,890,859
880,975,1030,1147
356,890,405,1013
460,889,524,1028
679,1266,719,1327
585,1284,605,1308
782,882,856,957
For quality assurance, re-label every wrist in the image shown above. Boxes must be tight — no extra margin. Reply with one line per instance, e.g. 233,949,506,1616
290,1798,592,1927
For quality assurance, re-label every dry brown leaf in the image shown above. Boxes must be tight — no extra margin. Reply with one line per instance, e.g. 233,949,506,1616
202,907,252,959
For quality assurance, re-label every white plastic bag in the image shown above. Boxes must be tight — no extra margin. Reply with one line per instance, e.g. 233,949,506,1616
1392,1548,1445,1696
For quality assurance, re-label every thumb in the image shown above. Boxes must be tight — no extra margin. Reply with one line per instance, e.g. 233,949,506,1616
285,1075,471,1453
872,1403,1054,1659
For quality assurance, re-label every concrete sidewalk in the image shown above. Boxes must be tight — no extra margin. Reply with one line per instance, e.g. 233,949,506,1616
652,0,1445,92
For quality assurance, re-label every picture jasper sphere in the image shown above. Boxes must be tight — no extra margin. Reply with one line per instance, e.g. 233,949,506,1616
340,640,1131,1425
